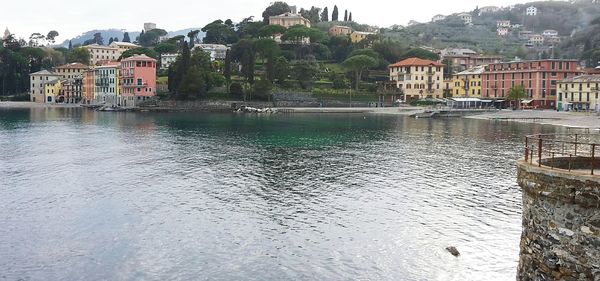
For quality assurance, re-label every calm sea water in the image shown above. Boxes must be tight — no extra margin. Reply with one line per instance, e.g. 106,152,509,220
0,108,558,281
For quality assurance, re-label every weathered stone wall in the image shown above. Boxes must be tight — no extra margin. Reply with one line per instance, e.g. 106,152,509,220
517,162,600,280
155,100,273,111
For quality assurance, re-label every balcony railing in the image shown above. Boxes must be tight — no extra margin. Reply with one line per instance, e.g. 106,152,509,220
123,83,149,88
524,132,600,176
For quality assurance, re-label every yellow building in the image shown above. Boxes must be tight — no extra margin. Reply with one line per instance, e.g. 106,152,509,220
451,66,485,98
329,25,352,37
351,31,376,43
557,75,600,111
269,13,311,28
44,79,63,103
388,58,445,101
109,41,140,55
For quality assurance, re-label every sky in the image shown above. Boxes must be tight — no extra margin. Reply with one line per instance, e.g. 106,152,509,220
3,0,542,42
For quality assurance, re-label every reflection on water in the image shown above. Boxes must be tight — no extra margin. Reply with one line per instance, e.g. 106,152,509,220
0,108,559,280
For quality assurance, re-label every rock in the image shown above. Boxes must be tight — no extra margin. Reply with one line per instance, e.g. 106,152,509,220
581,226,593,235
446,246,460,257
558,228,575,237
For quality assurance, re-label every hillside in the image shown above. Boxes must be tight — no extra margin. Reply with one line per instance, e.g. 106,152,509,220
382,0,600,60
61,28,205,47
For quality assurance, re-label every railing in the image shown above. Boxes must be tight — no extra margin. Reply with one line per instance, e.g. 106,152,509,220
524,133,600,175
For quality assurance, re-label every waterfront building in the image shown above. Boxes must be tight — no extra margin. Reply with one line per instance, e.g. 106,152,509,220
29,70,61,103
388,58,445,101
119,54,157,107
44,79,62,104
109,41,141,54
351,31,376,43
82,69,95,104
160,53,179,69
452,66,485,98
482,60,581,109
54,63,89,79
269,13,311,28
526,6,538,16
329,25,352,37
192,44,228,61
431,15,446,22
442,78,454,98
94,62,120,105
556,75,600,111
60,78,83,104
83,44,119,65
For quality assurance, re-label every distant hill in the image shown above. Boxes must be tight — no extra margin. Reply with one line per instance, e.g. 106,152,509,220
61,28,205,47
382,0,600,59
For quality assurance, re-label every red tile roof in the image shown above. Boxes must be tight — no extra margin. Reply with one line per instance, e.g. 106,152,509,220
389,57,444,68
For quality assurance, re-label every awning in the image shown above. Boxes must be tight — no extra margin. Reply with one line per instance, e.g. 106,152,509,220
451,98,482,102
521,100,533,104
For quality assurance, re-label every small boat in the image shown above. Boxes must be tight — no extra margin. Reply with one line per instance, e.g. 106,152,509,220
413,111,438,118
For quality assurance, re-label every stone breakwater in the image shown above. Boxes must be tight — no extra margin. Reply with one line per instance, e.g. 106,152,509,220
516,162,600,280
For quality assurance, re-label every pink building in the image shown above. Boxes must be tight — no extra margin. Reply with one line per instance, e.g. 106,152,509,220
120,54,157,107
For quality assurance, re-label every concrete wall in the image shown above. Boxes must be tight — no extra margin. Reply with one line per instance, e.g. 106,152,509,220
156,100,272,111
516,161,600,280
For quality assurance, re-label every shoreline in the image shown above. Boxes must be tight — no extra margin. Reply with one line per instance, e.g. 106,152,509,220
3,101,599,129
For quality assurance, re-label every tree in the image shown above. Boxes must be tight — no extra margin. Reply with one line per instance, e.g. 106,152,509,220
67,47,90,65
68,40,72,50
292,60,320,89
273,56,290,85
108,37,114,45
348,12,352,22
258,25,286,39
46,30,59,45
28,33,45,47
262,2,291,24
328,35,354,62
344,10,348,22
343,55,377,90
202,20,238,44
508,85,527,109
93,32,103,45
138,29,167,47
253,38,279,61
231,39,256,86
321,7,329,22
253,77,273,101
400,48,440,61
122,32,131,43
332,5,339,21
236,17,265,38
224,50,232,91
187,30,200,47
154,42,178,54
120,47,159,60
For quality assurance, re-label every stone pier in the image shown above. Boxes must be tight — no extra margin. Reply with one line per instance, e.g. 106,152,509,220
517,156,600,280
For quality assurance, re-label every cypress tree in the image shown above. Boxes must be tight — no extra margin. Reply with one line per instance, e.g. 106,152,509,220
332,5,339,21
344,10,348,21
321,7,329,22
224,50,232,92
349,12,353,22
68,40,72,50
122,32,131,43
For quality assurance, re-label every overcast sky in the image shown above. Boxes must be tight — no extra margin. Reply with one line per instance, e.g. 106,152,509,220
3,0,542,41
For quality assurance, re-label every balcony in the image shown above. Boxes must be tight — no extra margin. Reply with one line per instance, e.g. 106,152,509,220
123,83,149,88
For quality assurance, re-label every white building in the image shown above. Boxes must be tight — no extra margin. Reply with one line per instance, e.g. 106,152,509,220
526,6,538,16
29,70,61,103
94,63,120,105
3,27,10,40
432,15,446,22
479,6,500,15
497,20,511,28
458,13,473,25
497,28,510,36
193,44,228,61
542,30,559,37
160,53,179,69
